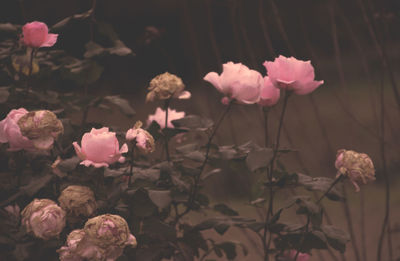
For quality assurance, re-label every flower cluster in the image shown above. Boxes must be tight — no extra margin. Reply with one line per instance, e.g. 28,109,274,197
58,214,137,261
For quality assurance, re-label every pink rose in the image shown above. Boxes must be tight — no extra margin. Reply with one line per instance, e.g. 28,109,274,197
258,76,280,107
21,21,58,48
281,250,310,261
335,149,375,192
126,121,155,154
21,199,66,240
0,108,35,151
204,62,263,104
73,127,128,168
263,55,323,95
147,107,185,129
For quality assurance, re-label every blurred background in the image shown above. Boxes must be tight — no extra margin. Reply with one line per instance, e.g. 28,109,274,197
1,0,400,260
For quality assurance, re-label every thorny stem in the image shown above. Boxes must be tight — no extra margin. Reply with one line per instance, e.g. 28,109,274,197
263,91,290,261
163,99,171,162
174,101,233,223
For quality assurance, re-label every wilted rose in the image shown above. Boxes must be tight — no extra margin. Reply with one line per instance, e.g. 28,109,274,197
73,127,128,168
0,108,35,151
58,185,97,222
203,62,263,104
335,149,375,192
146,107,185,129
21,199,66,240
263,55,323,95
126,121,155,154
258,76,280,107
17,110,63,150
21,21,58,48
146,72,191,102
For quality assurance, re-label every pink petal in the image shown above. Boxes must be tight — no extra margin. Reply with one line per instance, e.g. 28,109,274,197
203,72,222,92
177,90,191,99
80,160,109,168
41,33,58,47
72,142,85,160
120,143,128,154
293,80,324,95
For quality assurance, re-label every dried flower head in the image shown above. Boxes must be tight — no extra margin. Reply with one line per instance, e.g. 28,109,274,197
335,149,376,192
126,121,155,154
146,72,191,102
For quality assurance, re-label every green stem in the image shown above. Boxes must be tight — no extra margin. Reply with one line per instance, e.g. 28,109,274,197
164,99,171,162
317,174,344,204
128,145,135,187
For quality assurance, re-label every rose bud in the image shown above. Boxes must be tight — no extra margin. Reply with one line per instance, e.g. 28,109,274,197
58,185,97,223
21,199,66,240
21,21,58,48
204,62,263,104
73,127,128,168
263,55,323,95
146,107,185,129
0,108,35,151
84,214,137,249
126,121,155,154
258,76,280,107
17,110,63,150
146,72,191,102
335,149,375,192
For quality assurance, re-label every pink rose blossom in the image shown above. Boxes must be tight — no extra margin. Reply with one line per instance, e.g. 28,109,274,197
282,250,310,261
263,55,323,95
204,62,263,104
73,127,128,168
21,21,58,48
147,107,185,129
0,108,35,151
258,76,280,107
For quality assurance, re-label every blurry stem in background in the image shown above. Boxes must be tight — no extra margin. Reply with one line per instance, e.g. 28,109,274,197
341,184,361,261
376,62,392,261
89,0,97,42
174,101,233,224
163,99,171,162
263,91,290,261
360,189,367,261
263,107,269,147
128,145,135,186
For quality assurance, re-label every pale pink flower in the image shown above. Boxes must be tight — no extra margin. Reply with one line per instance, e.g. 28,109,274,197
263,55,323,95
282,250,310,261
146,107,185,129
335,149,375,192
204,62,263,104
21,199,66,240
126,121,155,154
21,21,58,48
73,127,128,168
0,108,35,151
258,76,280,107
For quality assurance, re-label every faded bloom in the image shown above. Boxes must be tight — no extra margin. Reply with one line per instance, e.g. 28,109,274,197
73,127,128,168
84,214,136,248
18,110,63,150
147,107,185,129
58,229,87,261
58,185,97,223
335,149,375,192
203,62,263,104
258,76,280,107
21,199,66,240
0,108,35,151
21,21,58,48
263,55,323,95
146,72,191,102
126,121,155,154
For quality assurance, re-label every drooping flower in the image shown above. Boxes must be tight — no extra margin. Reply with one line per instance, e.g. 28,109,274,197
258,76,280,107
146,107,185,129
146,72,191,102
58,185,97,223
263,55,323,95
21,21,58,48
73,127,128,168
17,110,63,150
203,62,263,104
335,149,375,192
0,108,35,151
21,199,66,240
126,121,155,154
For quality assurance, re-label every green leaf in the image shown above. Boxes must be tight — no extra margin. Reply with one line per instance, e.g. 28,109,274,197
176,143,199,154
296,173,344,201
246,222,265,232
126,188,157,217
172,115,213,131
143,218,176,241
214,222,230,235
213,204,239,216
217,242,237,260
246,148,273,172
321,225,350,253
104,167,127,178
103,95,135,117
109,40,133,56
84,41,105,58
148,190,171,209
